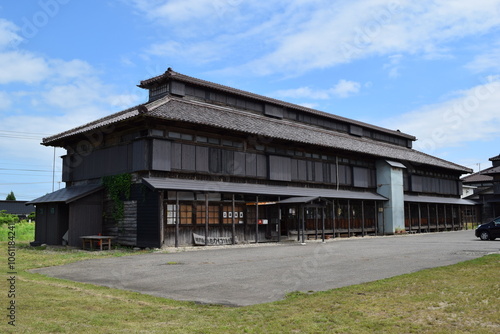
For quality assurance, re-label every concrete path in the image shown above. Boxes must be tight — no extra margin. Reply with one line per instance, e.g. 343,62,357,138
31,231,500,306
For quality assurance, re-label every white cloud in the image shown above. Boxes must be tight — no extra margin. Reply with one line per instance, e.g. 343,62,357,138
0,91,12,110
331,80,361,98
221,0,500,75
383,54,403,78
0,51,49,84
273,79,361,100
465,45,500,74
0,18,22,50
147,40,226,64
382,76,500,152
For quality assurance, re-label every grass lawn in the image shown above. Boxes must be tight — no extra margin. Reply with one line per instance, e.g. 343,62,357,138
1,241,499,334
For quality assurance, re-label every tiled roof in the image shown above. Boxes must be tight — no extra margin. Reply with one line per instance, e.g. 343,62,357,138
461,170,494,183
42,95,471,173
139,68,415,140
482,166,500,176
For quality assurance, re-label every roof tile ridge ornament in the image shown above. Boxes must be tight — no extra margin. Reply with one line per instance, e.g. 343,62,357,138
489,153,500,161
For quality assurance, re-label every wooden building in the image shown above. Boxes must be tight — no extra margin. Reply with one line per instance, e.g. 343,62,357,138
0,200,35,220
28,68,474,248
462,154,500,223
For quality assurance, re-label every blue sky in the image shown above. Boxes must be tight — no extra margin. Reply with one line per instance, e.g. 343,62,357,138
1,0,500,200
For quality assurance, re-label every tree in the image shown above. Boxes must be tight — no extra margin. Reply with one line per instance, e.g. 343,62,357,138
6,191,16,201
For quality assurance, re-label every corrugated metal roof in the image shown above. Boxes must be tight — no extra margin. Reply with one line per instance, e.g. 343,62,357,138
279,196,320,204
404,195,475,205
27,184,102,204
142,177,387,201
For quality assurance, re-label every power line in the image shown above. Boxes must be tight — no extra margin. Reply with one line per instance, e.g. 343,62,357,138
0,182,54,185
0,168,62,173
0,129,52,136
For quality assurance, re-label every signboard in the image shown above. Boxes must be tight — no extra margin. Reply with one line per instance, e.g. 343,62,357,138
193,233,236,246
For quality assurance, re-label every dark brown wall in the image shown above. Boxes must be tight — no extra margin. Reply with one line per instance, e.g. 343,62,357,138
68,191,103,246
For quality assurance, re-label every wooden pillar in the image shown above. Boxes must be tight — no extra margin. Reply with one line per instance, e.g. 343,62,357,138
175,192,179,248
427,204,431,232
321,206,325,242
314,206,318,240
459,205,464,230
231,194,236,245
277,196,281,243
301,205,305,244
374,201,378,236
451,205,455,231
347,200,351,237
436,203,439,232
407,201,411,233
444,204,447,230
418,203,422,233
159,190,165,247
332,200,336,238
297,205,300,241
205,193,209,246
361,200,365,237
255,195,259,243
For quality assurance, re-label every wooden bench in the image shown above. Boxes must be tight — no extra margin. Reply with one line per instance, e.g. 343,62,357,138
80,235,115,251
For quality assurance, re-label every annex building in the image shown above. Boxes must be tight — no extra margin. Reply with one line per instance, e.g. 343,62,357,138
29,69,475,248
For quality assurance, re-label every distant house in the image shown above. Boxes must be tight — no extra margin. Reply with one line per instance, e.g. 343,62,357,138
0,200,35,220
462,154,500,222
28,68,475,248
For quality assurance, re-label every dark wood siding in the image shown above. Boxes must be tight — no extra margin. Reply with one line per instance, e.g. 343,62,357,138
209,147,222,173
152,139,171,171
269,155,291,181
349,125,363,137
257,154,267,178
35,204,69,245
132,139,149,172
246,153,257,177
135,184,161,248
264,104,284,119
170,80,186,96
338,165,352,185
234,151,246,176
314,162,323,182
353,167,369,188
68,191,103,246
195,146,209,172
181,144,196,171
171,142,182,170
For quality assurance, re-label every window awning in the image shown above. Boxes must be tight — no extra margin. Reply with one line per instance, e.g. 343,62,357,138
142,177,387,201
26,184,103,205
404,194,475,205
385,160,406,169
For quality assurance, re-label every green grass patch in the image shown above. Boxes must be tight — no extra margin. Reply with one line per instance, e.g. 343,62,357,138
0,222,34,242
1,242,499,333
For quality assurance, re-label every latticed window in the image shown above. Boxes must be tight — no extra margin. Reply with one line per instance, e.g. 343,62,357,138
222,205,245,224
196,204,220,224
166,204,193,224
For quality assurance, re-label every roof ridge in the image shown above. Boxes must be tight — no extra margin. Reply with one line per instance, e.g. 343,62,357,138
139,68,416,140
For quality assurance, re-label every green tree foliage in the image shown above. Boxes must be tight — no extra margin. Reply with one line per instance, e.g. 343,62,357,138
6,191,16,200
0,210,19,225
